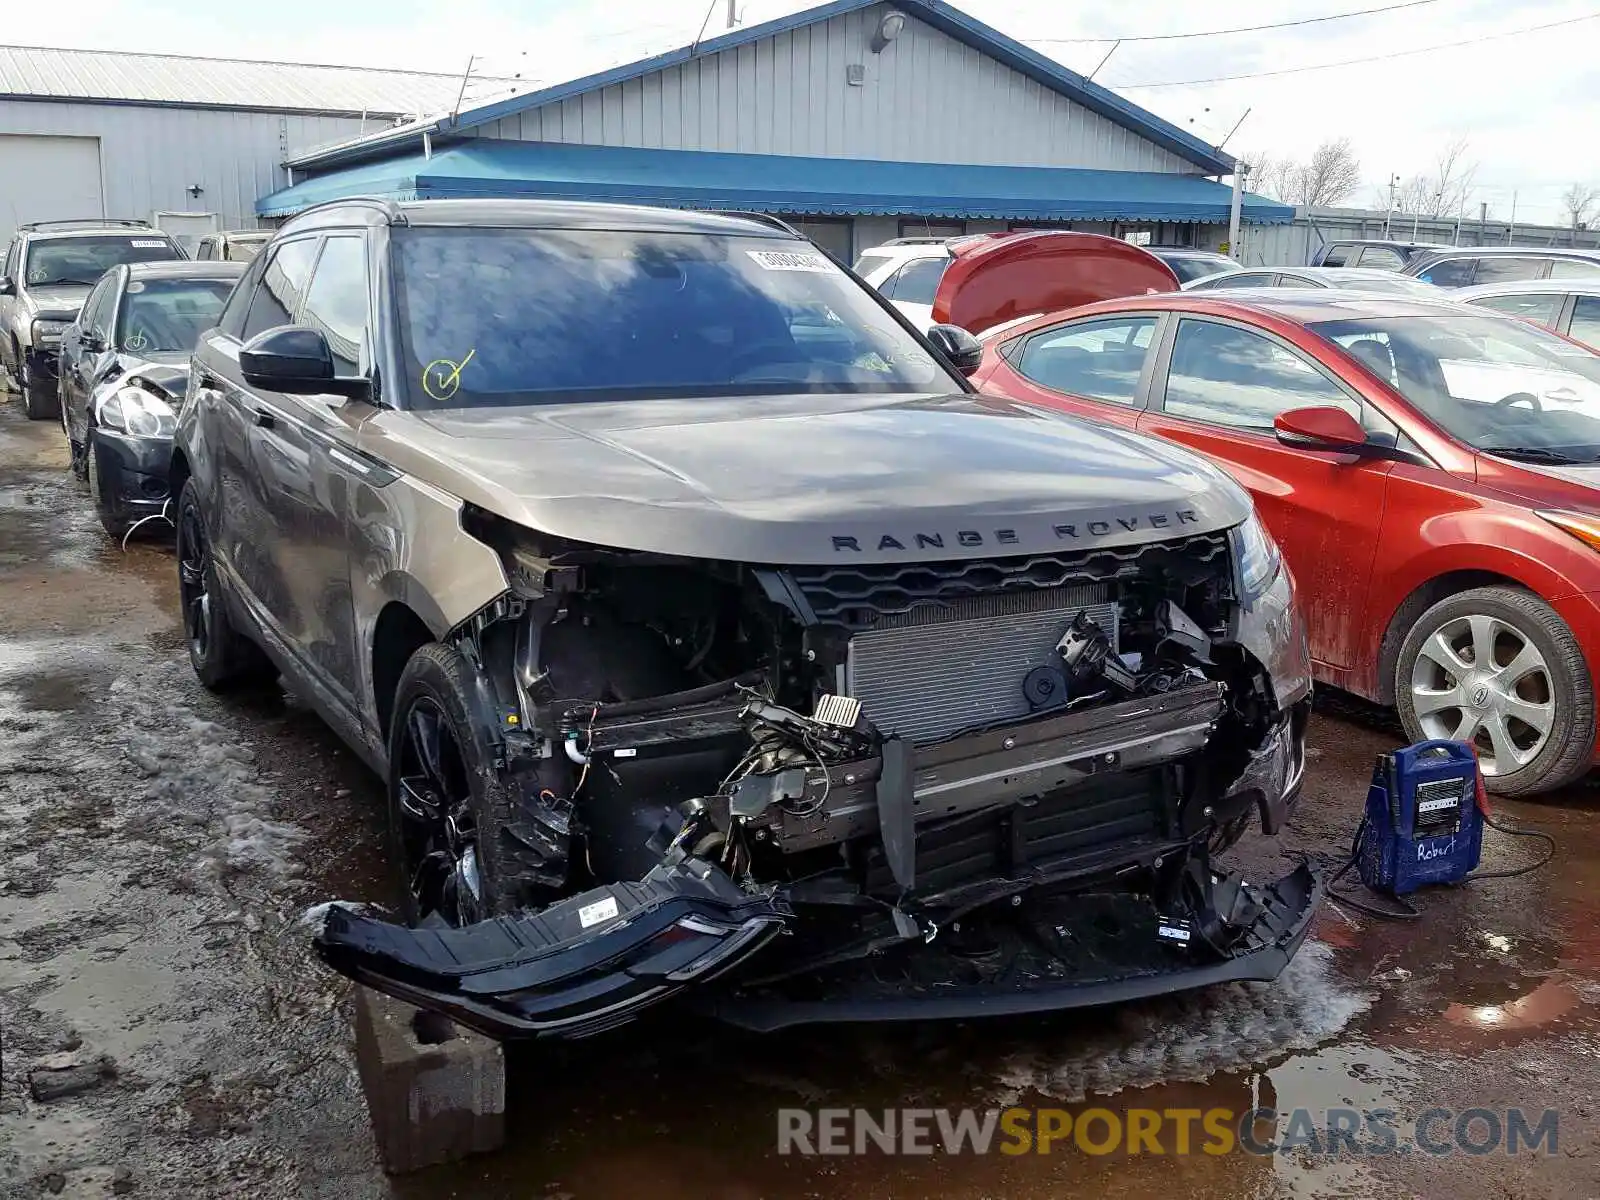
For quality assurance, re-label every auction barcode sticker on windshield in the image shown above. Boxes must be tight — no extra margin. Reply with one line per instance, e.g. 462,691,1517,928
131,239,168,248
747,249,833,273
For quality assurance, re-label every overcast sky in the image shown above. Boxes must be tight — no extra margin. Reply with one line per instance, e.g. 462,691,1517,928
8,0,1597,224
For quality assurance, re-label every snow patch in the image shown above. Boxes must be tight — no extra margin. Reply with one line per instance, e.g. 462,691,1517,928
118,676,306,889
298,900,375,929
992,942,1370,1103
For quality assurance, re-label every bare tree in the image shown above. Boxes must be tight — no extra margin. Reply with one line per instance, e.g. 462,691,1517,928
1297,139,1363,208
1241,140,1361,208
1560,183,1600,230
1395,137,1478,217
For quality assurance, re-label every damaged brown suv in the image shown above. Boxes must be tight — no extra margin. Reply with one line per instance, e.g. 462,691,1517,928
172,197,1317,1039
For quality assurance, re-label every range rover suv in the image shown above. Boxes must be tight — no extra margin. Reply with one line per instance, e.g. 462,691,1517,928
0,219,184,419
173,197,1316,1039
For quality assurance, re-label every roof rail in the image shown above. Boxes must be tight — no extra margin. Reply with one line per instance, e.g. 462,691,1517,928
881,236,953,246
281,196,406,225
709,210,802,237
18,218,153,232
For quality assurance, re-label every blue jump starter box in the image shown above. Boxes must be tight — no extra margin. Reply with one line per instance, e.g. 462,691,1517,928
1357,739,1486,895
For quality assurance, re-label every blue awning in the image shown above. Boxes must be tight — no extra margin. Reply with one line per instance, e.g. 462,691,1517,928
259,140,1295,225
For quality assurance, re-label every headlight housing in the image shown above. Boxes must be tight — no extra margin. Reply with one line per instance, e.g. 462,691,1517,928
1230,512,1284,608
31,318,69,344
98,387,176,438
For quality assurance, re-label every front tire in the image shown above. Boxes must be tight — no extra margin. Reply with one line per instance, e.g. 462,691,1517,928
387,643,554,925
1396,585,1593,796
86,432,129,541
175,477,275,690
22,360,56,421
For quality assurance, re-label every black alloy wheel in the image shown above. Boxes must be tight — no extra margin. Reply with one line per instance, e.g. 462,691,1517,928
177,499,212,663
393,694,485,926
174,477,275,690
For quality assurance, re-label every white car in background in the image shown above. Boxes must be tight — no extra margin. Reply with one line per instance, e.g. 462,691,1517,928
851,237,957,328
1454,278,1600,350
1182,265,1442,296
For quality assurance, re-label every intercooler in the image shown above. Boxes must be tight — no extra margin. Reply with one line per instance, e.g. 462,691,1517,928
844,584,1118,744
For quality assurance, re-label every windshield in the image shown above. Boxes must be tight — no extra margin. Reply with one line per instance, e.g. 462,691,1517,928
23,236,181,287
1309,313,1600,458
115,277,235,353
393,228,951,408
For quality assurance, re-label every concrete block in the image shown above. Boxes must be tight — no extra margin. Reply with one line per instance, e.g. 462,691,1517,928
352,985,505,1174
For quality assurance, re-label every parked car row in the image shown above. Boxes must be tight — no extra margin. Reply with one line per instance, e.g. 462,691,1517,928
0,218,276,421
1310,237,1600,288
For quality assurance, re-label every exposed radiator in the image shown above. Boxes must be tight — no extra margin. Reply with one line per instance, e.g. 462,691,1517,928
844,584,1118,744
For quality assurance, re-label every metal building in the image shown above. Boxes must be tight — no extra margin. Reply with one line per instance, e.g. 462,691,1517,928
0,46,471,246
260,0,1292,259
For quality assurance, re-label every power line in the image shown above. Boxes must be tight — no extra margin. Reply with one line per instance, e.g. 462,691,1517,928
1114,10,1600,88
1024,0,1446,45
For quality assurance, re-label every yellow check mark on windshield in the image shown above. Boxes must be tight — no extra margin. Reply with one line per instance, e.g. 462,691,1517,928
422,348,476,401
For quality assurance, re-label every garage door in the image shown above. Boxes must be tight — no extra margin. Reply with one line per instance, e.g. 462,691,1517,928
0,135,103,244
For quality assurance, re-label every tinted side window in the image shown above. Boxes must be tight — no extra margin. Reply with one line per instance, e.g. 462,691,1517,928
216,255,262,339
196,239,216,261
1472,293,1563,327
1416,257,1476,287
1355,246,1405,270
1549,258,1600,280
1015,316,1157,406
242,238,318,341
1321,244,1352,266
1569,296,1600,348
1472,256,1551,286
888,259,948,306
1163,319,1359,428
82,277,117,339
298,235,368,375
2,239,16,280
1198,272,1277,290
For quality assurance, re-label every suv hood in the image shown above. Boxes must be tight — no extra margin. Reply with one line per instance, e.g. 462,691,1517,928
362,392,1248,564
23,283,91,321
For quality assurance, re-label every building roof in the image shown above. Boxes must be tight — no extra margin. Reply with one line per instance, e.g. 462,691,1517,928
256,140,1293,224
0,43,471,117
289,0,1236,175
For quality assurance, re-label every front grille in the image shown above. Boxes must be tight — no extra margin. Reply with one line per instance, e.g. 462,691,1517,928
787,532,1229,630
845,585,1117,744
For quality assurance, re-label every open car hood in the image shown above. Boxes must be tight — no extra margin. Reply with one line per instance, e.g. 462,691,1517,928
932,232,1180,335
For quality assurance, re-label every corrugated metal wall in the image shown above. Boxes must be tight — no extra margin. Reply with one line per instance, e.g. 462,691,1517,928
472,2,1197,174
0,100,372,237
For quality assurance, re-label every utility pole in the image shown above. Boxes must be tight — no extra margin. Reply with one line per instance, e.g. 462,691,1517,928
1383,174,1400,238
1228,162,1248,262
725,0,740,29
1508,191,1518,244
1479,200,1488,246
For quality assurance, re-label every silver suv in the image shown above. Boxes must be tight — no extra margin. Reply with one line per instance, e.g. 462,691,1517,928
175,197,1315,1040
0,219,184,419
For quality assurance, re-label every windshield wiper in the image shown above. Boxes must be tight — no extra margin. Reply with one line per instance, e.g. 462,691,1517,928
39,278,100,287
1480,445,1597,465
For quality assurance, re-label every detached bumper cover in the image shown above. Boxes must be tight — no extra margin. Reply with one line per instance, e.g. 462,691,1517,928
316,858,1322,1040
315,859,787,1040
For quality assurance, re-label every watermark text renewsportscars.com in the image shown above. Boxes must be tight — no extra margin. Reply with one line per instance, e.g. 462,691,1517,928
777,1106,1559,1157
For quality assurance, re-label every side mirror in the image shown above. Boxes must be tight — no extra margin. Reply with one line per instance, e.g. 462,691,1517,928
239,326,366,398
925,322,985,377
84,333,106,353
1274,405,1368,453
0,277,14,297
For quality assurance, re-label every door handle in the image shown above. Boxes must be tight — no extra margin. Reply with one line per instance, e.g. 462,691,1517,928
253,408,276,429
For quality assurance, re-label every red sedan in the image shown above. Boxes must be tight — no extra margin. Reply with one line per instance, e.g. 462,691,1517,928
968,289,1600,795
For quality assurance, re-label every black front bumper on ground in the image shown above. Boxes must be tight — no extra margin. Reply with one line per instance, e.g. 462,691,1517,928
91,429,172,519
314,691,1321,1041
